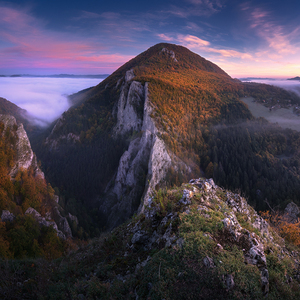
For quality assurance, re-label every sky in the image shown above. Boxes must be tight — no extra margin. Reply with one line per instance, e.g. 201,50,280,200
0,0,300,78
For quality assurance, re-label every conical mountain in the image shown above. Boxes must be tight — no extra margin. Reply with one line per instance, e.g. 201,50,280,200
36,43,299,233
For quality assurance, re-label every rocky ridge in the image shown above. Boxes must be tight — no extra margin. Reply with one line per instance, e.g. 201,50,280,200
133,178,273,295
2,178,300,299
100,178,300,298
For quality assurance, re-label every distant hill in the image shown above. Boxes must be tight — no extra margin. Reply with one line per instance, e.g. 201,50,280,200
288,76,300,81
239,77,276,81
0,74,109,79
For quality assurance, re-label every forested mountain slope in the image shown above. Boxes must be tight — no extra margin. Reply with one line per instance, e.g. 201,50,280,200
0,115,75,258
34,43,300,233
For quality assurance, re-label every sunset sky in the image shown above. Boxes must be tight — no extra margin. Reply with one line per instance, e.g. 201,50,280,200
1,0,300,78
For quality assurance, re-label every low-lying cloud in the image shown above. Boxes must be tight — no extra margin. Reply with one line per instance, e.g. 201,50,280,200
243,79,300,97
0,77,102,126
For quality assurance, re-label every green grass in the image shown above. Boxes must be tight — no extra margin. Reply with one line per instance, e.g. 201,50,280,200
2,183,300,299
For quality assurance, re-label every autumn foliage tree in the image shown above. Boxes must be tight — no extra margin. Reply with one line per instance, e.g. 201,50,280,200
0,120,65,259
261,210,300,247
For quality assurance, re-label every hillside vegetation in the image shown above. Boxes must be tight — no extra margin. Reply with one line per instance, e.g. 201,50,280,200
2,179,300,299
0,119,66,259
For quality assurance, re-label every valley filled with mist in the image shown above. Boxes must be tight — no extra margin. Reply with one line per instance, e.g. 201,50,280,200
0,77,104,126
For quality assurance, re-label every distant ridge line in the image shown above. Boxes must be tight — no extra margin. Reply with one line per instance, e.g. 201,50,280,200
0,74,110,79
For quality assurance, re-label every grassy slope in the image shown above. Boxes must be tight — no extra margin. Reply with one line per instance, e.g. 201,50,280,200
2,180,300,299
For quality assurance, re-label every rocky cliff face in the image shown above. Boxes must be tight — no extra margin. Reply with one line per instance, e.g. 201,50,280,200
0,114,44,178
44,114,80,151
99,69,190,229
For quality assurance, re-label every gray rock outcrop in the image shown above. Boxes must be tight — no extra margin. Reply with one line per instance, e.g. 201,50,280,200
0,114,44,178
52,207,73,238
25,207,66,239
284,202,300,223
160,48,178,62
1,210,15,222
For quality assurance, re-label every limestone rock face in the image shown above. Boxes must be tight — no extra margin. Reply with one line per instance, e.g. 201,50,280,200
101,72,190,229
284,202,300,223
24,206,73,240
1,210,15,222
68,213,78,225
0,114,44,179
45,113,80,151
52,207,73,238
113,70,145,136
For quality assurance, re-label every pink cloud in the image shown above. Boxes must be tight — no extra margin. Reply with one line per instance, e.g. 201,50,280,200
0,6,133,73
178,34,210,47
209,48,252,59
162,32,300,77
244,6,300,57
176,34,252,60
157,34,174,42
250,8,270,28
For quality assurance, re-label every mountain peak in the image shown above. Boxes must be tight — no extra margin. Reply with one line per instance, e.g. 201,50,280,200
39,43,253,230
116,43,230,78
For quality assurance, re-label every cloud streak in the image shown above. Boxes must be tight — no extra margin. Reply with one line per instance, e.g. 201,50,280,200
157,1,300,78
159,33,253,60
169,0,224,18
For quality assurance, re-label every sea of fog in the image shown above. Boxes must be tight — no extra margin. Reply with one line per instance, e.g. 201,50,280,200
0,77,103,126
242,78,300,97
240,79,300,132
